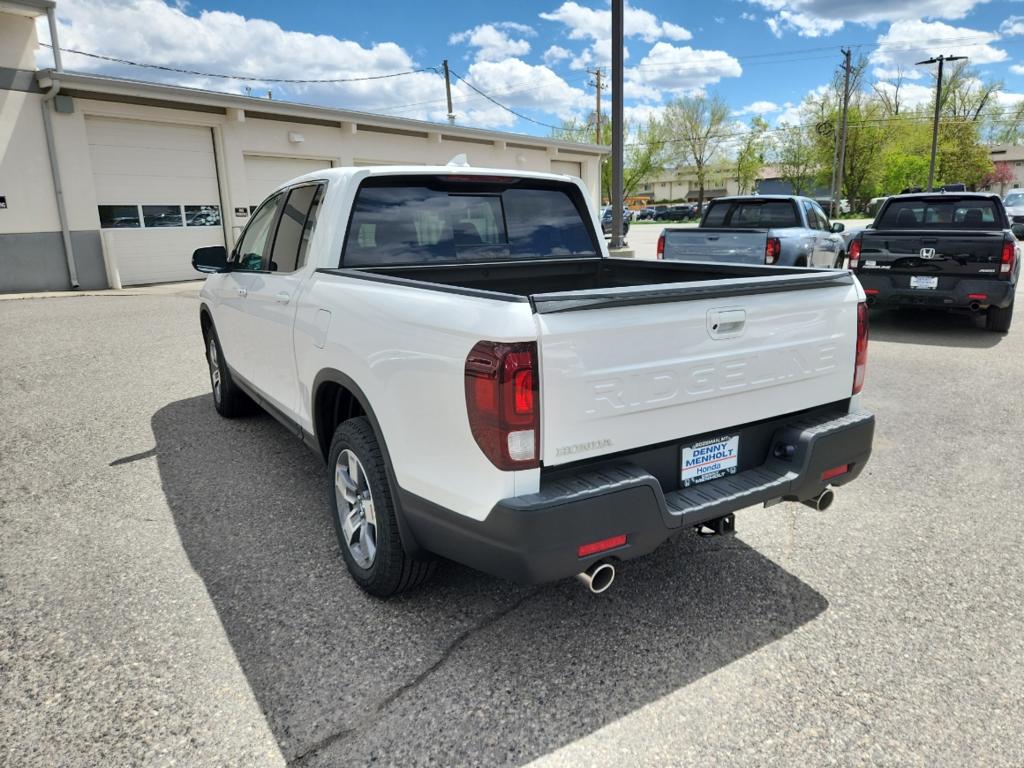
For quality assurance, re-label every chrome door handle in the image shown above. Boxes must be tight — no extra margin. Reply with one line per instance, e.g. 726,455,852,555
237,287,247,297
275,291,291,304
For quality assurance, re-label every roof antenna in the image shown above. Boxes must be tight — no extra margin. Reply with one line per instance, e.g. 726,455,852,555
446,153,470,167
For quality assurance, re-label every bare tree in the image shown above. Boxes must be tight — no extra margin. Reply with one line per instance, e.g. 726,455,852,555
661,94,730,212
873,67,907,116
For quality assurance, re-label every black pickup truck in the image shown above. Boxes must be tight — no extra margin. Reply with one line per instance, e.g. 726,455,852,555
849,192,1021,332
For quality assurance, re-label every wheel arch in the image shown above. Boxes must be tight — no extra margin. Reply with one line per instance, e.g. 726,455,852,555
311,368,424,556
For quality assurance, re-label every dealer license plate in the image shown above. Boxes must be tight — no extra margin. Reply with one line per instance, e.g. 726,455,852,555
681,435,739,488
910,276,938,290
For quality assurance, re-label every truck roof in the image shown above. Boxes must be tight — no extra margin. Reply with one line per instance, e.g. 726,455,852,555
885,191,1000,201
272,165,586,196
706,194,816,203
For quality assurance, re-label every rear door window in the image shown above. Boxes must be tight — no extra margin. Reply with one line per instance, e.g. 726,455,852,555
342,177,597,266
268,184,320,273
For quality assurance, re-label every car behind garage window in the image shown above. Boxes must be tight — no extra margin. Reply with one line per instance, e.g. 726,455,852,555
98,205,140,228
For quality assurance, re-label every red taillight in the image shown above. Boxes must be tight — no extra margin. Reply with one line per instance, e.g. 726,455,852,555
465,341,539,470
1001,240,1016,277
656,233,665,259
864,288,879,295
578,534,627,558
765,237,781,265
849,238,861,269
853,302,869,395
821,464,850,482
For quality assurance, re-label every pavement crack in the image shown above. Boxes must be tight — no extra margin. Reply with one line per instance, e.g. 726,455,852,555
289,587,538,766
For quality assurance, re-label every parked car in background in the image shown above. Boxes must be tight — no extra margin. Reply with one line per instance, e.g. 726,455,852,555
653,204,697,221
849,192,1019,332
657,195,846,268
600,206,631,236
1003,190,1024,221
866,197,888,218
637,205,668,220
192,165,874,597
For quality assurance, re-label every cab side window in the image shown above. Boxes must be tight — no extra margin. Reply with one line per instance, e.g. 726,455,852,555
810,202,831,231
269,184,323,273
234,193,284,270
802,200,824,231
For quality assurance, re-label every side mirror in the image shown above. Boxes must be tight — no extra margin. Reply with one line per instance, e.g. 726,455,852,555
1012,223,1024,241
831,222,845,233
192,245,229,273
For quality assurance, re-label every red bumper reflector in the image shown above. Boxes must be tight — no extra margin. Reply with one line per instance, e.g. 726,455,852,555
821,464,850,482
578,534,627,558
968,293,988,300
864,288,879,295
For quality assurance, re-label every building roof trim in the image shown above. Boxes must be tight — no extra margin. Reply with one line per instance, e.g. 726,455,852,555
37,69,609,157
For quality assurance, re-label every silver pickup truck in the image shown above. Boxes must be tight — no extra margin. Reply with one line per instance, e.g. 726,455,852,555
658,195,847,268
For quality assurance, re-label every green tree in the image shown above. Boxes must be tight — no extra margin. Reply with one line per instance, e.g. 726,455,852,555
552,112,663,200
660,94,730,211
773,125,818,195
734,116,769,194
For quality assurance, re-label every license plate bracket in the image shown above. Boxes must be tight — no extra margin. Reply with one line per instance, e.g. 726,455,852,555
910,275,938,290
681,435,739,488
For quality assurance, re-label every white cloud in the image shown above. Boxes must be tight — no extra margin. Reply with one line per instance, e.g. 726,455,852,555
543,44,573,64
1011,64,1024,75
870,20,1007,79
540,1,690,69
457,58,591,122
34,0,573,131
994,90,1024,107
626,42,742,99
1000,16,1024,36
749,0,990,38
624,103,666,126
449,22,535,63
734,100,780,115
740,12,758,21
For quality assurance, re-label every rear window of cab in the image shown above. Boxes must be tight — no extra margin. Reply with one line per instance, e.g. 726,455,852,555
878,198,1002,229
341,176,599,266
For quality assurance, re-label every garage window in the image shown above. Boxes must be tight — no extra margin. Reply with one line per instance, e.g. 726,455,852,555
184,205,221,227
142,205,183,228
98,205,141,229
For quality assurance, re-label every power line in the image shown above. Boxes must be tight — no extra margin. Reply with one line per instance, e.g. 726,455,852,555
39,43,437,83
447,68,589,134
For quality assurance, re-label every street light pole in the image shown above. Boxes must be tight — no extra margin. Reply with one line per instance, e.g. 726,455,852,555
610,0,624,249
917,54,967,192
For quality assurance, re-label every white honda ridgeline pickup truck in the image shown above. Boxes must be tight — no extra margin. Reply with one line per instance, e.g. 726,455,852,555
192,165,874,597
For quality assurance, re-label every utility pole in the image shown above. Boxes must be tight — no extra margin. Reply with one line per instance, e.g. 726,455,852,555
833,48,852,218
917,54,967,191
611,0,624,249
443,59,455,125
588,68,604,144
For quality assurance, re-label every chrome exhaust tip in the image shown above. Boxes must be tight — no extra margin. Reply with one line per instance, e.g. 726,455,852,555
576,561,616,594
802,487,835,512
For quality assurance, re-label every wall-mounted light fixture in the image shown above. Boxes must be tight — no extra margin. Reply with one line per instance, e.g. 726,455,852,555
288,131,305,144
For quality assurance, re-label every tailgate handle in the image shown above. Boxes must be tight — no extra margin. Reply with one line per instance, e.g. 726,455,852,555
708,308,746,339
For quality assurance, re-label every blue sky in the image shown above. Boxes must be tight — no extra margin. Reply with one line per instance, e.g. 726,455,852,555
37,0,1024,137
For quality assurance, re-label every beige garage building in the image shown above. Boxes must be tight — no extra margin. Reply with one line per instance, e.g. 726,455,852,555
0,0,605,292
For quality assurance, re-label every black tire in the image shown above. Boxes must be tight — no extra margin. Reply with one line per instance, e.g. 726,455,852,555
203,326,255,417
986,301,1014,332
327,417,435,597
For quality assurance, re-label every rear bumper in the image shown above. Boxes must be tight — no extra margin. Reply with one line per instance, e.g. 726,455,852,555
399,409,874,585
857,272,1014,309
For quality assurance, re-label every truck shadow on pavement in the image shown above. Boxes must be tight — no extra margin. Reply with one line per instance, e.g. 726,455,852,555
868,307,1005,348
153,395,828,767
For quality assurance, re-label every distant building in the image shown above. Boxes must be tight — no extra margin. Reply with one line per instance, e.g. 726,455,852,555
982,145,1024,196
635,164,829,203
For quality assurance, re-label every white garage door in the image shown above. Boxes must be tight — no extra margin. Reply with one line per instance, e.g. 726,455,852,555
244,155,333,209
87,117,225,285
551,160,582,178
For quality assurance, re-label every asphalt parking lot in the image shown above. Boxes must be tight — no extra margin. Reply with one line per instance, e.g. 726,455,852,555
2,289,1023,767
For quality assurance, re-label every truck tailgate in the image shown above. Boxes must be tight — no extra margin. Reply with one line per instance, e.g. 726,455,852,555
860,230,1006,278
533,272,860,466
663,228,767,264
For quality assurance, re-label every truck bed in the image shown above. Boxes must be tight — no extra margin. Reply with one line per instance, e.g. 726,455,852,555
319,257,852,313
